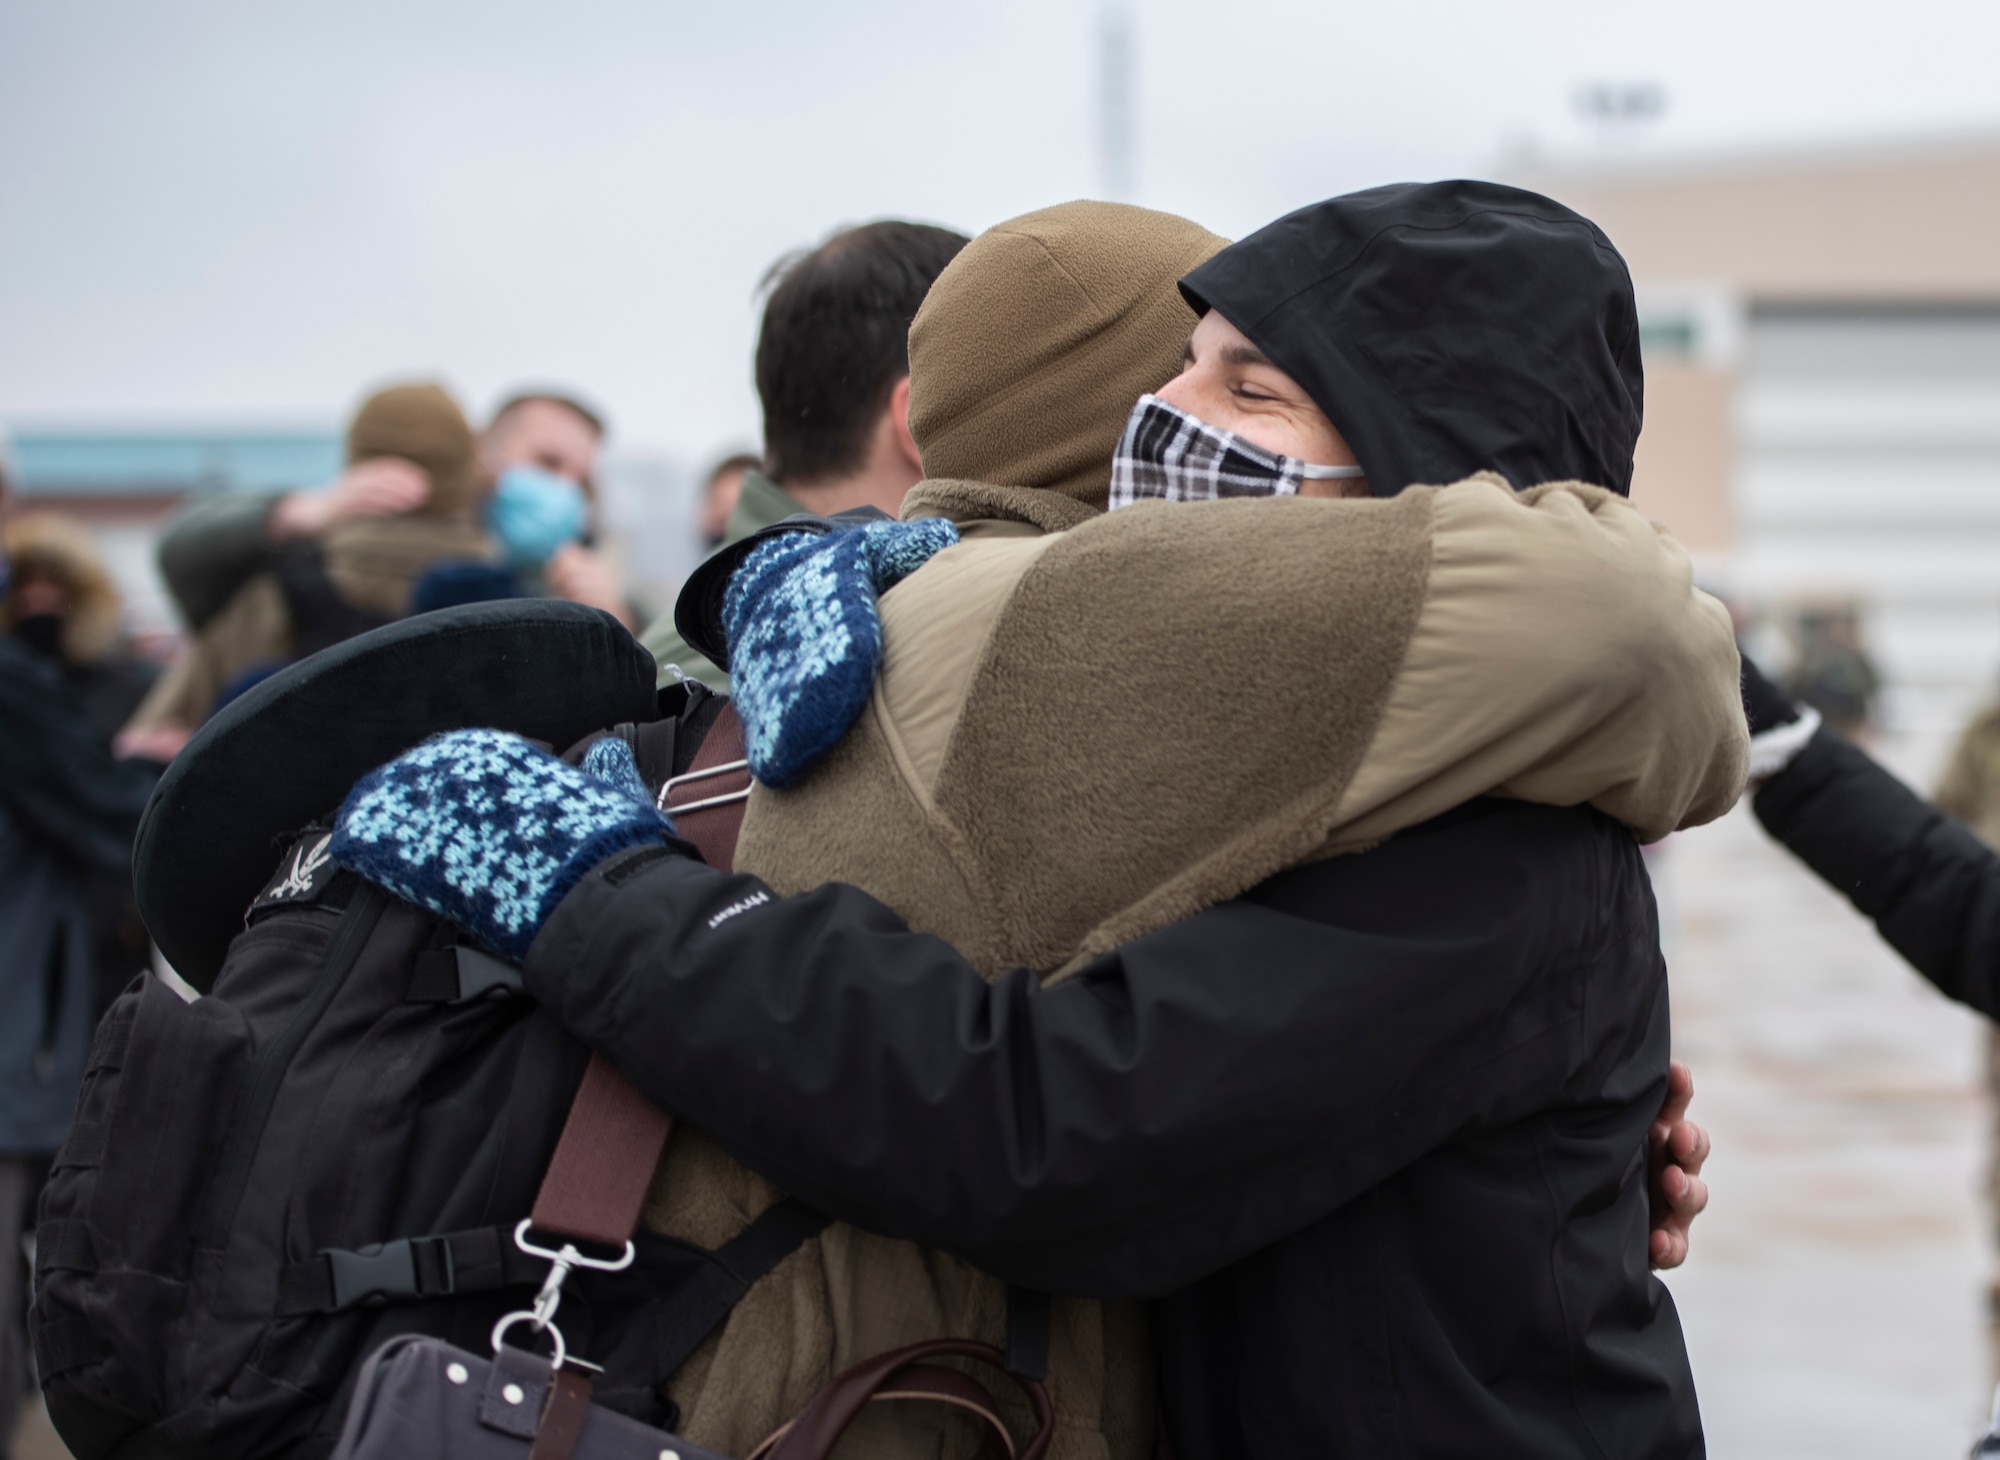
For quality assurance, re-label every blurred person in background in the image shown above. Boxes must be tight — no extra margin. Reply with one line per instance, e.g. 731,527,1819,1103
477,390,633,625
4,511,158,746
156,387,632,634
1787,601,1880,738
1927,677,2000,1321
2,511,160,1011
0,450,159,1452
121,381,492,754
639,220,970,689
696,450,761,549
1743,654,2000,1352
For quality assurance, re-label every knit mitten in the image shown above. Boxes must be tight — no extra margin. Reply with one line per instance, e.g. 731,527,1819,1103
723,517,959,787
330,729,673,961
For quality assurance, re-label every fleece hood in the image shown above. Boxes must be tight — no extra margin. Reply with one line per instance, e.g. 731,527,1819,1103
907,201,1228,513
1179,180,1643,497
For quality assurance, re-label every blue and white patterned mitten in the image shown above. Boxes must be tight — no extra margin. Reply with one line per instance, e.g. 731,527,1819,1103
330,729,673,961
723,517,959,787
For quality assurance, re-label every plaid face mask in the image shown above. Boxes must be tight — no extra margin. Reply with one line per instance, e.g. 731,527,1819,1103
1108,394,1368,510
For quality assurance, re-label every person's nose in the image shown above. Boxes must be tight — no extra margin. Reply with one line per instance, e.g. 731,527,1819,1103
1153,370,1204,416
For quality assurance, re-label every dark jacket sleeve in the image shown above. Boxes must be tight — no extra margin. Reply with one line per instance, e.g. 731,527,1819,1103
0,643,158,872
1754,724,2000,1018
524,807,1614,1297
157,491,284,630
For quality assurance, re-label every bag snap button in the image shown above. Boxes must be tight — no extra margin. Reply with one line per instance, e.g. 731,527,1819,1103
446,1363,469,1385
660,1451,680,1460
502,1384,525,1406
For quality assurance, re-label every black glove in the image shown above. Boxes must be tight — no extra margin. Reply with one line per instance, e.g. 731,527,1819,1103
1741,653,1802,736
1741,651,1822,783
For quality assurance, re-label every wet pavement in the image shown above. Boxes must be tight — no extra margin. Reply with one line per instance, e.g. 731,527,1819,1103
1658,791,1993,1457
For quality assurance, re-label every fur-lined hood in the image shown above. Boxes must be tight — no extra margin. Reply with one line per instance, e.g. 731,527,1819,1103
3,511,124,665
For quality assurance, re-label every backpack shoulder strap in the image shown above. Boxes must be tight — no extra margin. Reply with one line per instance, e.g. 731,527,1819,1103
660,701,749,873
522,701,747,1254
528,1053,672,1253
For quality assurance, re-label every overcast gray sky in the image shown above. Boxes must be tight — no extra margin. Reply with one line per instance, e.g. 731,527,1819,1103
5,0,2000,464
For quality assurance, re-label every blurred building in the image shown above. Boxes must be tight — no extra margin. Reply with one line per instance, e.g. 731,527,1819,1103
1520,133,2000,749
6,430,341,639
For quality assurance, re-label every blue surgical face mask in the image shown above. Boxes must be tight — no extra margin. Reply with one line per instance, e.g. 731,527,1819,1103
486,465,587,570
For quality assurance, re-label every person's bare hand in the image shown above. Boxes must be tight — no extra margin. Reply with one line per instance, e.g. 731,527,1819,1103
1648,1060,1711,1270
545,543,631,626
115,723,193,763
269,458,430,540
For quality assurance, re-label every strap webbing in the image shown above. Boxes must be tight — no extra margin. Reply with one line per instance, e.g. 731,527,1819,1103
520,703,751,1297
275,1225,549,1315
404,919,464,1002
529,1053,674,1251
528,1366,596,1460
656,1199,832,1379
1004,1285,1052,1382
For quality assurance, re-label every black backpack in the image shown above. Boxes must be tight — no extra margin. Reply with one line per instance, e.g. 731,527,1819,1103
30,678,828,1460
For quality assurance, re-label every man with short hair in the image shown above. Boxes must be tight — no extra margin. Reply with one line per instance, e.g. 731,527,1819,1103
639,220,968,688
476,391,631,625
695,452,762,549
481,391,606,487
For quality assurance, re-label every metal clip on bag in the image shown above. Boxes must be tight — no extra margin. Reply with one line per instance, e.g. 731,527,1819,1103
332,1002,1054,1460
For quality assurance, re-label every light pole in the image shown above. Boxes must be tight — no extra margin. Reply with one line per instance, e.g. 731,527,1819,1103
1098,7,1135,201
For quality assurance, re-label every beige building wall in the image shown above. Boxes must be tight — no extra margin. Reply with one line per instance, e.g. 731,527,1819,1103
1521,135,2000,736
1521,133,2000,562
1630,364,1733,555
1523,136,2000,300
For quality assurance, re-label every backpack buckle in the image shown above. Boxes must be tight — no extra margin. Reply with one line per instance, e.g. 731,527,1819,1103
327,1238,450,1309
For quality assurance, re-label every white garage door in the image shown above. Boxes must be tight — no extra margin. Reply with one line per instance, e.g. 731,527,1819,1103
1735,306,2000,746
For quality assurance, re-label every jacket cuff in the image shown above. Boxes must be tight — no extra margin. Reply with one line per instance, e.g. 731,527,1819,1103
1747,705,1821,782
1751,726,1932,918
522,841,705,1013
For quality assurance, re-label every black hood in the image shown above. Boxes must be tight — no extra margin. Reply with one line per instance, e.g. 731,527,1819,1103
1178,180,1642,497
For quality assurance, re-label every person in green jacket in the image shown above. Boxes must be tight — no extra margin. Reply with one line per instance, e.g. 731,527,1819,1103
640,220,968,690
153,388,631,636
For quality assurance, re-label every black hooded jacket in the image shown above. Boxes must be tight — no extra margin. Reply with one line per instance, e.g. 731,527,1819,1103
1180,179,1643,497
528,184,1704,1458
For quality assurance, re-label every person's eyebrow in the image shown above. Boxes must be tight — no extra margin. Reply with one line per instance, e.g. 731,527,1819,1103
1218,342,1277,370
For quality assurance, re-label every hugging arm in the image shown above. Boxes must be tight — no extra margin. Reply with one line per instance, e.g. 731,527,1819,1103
524,811,1633,1299
156,491,285,631
1755,725,2000,1020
